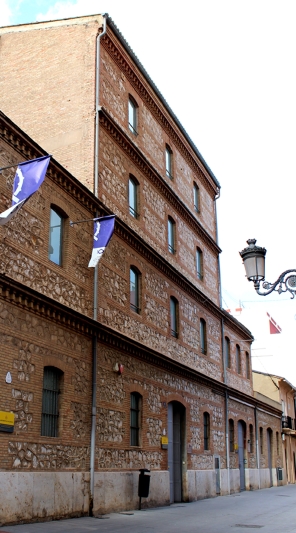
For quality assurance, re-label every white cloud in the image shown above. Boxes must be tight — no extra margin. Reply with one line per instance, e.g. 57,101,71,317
0,0,13,25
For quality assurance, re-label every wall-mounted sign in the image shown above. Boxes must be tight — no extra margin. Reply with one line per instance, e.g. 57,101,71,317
0,411,14,433
5,372,12,384
161,436,168,449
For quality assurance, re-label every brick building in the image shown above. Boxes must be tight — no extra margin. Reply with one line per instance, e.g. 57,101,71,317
0,14,284,525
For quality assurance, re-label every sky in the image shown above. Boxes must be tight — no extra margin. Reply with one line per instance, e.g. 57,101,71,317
1,0,296,383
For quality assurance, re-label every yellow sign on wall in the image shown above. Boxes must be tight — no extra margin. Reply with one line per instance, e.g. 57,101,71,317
0,411,14,433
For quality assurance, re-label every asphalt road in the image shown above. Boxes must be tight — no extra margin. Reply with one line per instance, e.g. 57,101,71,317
1,484,296,533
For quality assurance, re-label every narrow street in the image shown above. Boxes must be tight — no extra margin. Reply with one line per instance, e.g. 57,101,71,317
1,484,296,533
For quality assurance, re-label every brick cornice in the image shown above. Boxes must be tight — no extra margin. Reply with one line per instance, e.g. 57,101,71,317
99,108,221,256
102,31,219,198
0,111,250,340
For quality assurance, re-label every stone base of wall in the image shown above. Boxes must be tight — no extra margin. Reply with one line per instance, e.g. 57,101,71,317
0,471,89,525
93,471,170,514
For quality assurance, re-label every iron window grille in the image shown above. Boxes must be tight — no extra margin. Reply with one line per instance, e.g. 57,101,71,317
204,412,210,450
225,337,231,368
41,366,62,437
236,344,241,374
130,392,141,446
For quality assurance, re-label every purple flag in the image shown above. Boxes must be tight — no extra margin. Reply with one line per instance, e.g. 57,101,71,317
0,155,51,226
88,215,115,268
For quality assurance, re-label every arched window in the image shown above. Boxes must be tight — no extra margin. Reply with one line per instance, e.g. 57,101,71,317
128,176,139,218
200,318,207,355
196,247,203,280
249,424,254,453
236,344,241,374
170,296,179,338
165,145,173,179
41,366,63,437
168,217,176,254
49,207,64,265
193,182,200,212
246,352,250,379
128,96,138,135
130,392,141,446
130,267,140,313
225,337,231,368
203,412,210,450
229,419,234,452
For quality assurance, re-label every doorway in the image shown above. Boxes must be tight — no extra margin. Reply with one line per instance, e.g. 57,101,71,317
168,401,186,503
238,420,246,491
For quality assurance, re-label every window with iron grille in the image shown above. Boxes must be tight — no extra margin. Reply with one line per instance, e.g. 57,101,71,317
128,97,138,135
200,318,207,355
128,176,139,218
130,267,140,313
41,366,62,437
130,392,141,446
170,296,179,338
168,217,176,254
229,419,234,452
204,412,210,450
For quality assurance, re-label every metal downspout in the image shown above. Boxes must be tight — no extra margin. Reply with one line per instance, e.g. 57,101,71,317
255,406,261,489
90,14,107,516
215,191,230,494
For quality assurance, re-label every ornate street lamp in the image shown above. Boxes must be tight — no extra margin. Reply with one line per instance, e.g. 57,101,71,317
240,239,296,298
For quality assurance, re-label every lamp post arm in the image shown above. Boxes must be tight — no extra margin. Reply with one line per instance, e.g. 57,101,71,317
254,269,296,298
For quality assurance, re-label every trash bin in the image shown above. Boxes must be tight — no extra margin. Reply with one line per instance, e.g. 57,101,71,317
138,468,150,509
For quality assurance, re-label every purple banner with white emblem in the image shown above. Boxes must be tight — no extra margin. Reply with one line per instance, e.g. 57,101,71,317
88,215,115,268
0,155,51,226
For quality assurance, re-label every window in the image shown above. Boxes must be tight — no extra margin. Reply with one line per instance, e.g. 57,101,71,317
41,366,63,437
200,318,207,355
229,419,234,452
193,183,200,212
128,96,137,135
49,207,63,265
170,296,178,338
236,344,241,374
168,217,176,254
203,412,210,450
246,352,250,379
165,145,173,179
249,424,254,453
196,247,203,280
129,176,139,218
260,427,263,454
130,392,141,446
276,431,279,455
225,337,231,369
130,267,140,313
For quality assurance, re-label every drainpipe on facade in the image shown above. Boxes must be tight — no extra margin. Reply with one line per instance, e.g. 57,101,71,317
255,406,261,489
89,14,107,516
215,193,230,494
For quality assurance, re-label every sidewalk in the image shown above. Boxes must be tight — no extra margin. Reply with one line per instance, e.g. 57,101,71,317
1,484,296,533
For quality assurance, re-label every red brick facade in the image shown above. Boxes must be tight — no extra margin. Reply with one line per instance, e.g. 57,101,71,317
0,15,283,525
